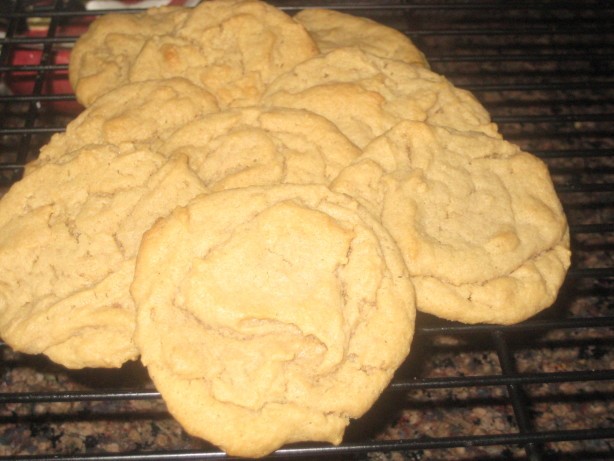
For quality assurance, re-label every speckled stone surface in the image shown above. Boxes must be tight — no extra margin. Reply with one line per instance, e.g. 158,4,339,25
0,1,612,460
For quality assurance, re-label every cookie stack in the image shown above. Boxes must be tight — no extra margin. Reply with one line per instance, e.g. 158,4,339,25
0,0,570,457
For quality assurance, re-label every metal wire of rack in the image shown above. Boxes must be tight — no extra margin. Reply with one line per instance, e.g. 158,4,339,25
0,1,613,460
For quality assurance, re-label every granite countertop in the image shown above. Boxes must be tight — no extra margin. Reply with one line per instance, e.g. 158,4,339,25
0,1,613,460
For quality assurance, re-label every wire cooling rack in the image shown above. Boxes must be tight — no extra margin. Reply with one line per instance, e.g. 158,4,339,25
1,1,613,459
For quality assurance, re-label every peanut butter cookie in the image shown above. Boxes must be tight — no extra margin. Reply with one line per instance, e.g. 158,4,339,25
69,6,189,106
31,78,218,172
70,0,319,108
294,8,428,66
159,107,361,191
262,47,499,148
132,184,415,457
332,121,570,324
0,145,207,368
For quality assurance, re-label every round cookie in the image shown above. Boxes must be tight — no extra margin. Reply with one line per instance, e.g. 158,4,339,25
159,107,361,191
294,8,429,67
262,47,499,148
0,145,207,368
132,184,416,457
331,120,571,324
31,78,219,172
70,0,319,108
69,6,190,107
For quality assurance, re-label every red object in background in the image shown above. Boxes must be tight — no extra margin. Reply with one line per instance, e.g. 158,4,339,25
5,23,88,115
4,0,196,114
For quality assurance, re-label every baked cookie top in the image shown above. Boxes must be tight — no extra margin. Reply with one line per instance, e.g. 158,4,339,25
294,8,429,67
70,0,319,108
69,6,189,107
132,184,415,457
331,121,571,324
0,145,207,368
33,78,219,170
159,107,361,190
262,47,499,148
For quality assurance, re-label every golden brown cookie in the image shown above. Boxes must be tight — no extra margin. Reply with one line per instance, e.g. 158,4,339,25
132,184,415,457
31,78,218,171
262,47,499,148
0,145,207,368
294,8,429,66
70,0,319,108
69,6,189,107
331,121,570,324
158,107,361,190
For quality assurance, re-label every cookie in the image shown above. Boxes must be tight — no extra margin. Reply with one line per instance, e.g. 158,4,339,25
159,107,361,190
69,6,189,107
261,47,499,148
31,78,219,171
294,8,429,67
331,121,570,324
70,0,319,108
132,184,415,457
0,145,207,368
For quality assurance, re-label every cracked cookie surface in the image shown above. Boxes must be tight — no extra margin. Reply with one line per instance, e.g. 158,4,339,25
30,78,219,173
132,184,415,457
0,145,207,368
331,121,570,324
69,6,190,107
262,47,499,148
158,107,361,191
70,0,319,108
